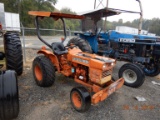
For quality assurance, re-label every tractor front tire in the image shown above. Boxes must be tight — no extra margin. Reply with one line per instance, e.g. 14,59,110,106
67,37,92,53
143,64,160,77
33,56,55,87
70,87,91,112
0,70,19,120
119,63,145,88
4,32,23,75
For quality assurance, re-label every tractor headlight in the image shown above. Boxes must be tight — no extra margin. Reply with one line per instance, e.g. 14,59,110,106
103,64,107,70
111,62,114,66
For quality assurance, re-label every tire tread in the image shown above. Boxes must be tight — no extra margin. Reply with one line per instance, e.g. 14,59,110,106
4,32,23,75
67,37,92,53
33,56,55,87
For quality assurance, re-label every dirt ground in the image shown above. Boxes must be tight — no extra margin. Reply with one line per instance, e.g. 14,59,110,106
14,48,160,120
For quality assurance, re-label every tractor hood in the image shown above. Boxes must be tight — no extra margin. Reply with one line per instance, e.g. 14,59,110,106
108,30,160,45
67,47,116,70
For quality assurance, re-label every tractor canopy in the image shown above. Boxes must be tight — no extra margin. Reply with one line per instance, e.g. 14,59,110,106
28,11,84,19
78,7,141,33
78,7,140,21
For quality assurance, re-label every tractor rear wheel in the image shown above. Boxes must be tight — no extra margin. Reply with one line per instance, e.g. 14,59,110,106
119,63,145,88
67,37,92,53
32,56,55,87
70,87,91,112
0,70,19,120
4,32,23,75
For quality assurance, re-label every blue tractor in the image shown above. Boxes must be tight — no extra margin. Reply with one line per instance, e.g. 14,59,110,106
67,0,159,87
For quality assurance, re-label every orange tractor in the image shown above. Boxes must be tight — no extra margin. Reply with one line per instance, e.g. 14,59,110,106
29,11,124,112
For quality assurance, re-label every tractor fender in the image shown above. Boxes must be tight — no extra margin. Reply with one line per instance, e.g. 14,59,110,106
37,48,60,72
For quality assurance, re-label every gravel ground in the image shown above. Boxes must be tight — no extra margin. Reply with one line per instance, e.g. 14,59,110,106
14,48,160,120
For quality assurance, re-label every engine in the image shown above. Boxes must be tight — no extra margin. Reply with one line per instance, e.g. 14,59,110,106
110,42,153,62
75,65,88,82
119,44,135,55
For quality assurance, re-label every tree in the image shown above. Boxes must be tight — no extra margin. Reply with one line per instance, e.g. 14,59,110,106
0,0,57,27
53,8,81,31
118,19,123,25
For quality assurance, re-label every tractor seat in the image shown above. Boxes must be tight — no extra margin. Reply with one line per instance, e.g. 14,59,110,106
51,42,68,55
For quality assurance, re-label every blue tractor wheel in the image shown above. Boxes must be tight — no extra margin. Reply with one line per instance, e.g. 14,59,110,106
143,63,160,77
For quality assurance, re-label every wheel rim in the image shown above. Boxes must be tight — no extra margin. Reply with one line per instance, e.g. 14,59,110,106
72,91,82,108
34,65,42,81
123,69,137,83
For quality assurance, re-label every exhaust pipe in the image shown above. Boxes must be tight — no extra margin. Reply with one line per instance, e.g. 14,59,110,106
136,0,143,35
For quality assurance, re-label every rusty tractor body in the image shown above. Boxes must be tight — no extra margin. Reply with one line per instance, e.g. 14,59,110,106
29,11,124,112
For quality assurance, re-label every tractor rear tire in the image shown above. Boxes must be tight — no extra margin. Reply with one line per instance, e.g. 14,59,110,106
4,32,23,76
70,87,91,112
67,37,92,53
0,70,19,120
32,56,55,87
119,63,145,88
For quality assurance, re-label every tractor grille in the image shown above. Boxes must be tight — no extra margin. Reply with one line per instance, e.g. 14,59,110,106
102,70,112,78
135,39,155,44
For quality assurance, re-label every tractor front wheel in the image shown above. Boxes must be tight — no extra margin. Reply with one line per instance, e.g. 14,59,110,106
119,63,145,88
143,62,160,77
0,70,19,120
32,56,55,87
70,87,91,112
67,37,92,53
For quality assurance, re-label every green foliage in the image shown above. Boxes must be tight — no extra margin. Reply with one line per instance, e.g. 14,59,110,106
0,0,18,13
54,8,81,30
0,0,57,27
0,1,81,31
